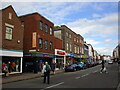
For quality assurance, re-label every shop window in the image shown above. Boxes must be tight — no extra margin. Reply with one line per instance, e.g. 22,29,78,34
45,40,48,49
0,60,2,73
5,27,12,40
2,57,21,73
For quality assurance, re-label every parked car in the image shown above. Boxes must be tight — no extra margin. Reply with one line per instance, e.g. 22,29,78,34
90,62,95,67
65,64,77,72
108,60,113,64
84,61,91,68
76,62,87,70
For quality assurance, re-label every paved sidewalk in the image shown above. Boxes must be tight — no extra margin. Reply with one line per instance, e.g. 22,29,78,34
2,70,64,84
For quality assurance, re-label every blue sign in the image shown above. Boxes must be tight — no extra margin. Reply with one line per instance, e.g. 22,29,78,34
38,60,43,63
43,54,50,57
70,53,74,56
24,53,32,56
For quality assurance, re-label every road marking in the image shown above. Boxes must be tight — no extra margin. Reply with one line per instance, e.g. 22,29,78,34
93,70,98,73
45,82,64,89
81,74,89,77
75,77,81,79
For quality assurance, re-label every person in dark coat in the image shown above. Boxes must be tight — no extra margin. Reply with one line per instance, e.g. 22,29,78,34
51,62,56,74
100,60,107,73
42,62,51,84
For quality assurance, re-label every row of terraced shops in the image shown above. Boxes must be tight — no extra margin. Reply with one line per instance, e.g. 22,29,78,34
1,5,92,75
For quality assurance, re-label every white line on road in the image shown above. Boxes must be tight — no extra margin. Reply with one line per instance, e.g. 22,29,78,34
75,77,81,79
93,70,98,73
81,73,89,77
45,82,64,89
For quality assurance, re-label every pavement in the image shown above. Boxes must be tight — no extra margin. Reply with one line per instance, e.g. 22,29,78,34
2,70,64,84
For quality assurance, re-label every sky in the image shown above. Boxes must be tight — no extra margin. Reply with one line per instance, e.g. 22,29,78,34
1,1,118,56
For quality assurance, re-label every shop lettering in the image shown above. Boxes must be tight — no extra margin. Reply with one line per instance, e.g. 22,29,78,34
57,51,65,55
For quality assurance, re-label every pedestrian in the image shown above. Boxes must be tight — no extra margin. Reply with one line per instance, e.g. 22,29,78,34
2,62,8,77
8,62,12,73
100,60,107,73
51,62,56,75
11,61,16,72
42,62,51,84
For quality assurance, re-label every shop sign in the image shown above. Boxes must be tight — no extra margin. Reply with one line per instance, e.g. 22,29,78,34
57,51,65,55
43,54,50,58
70,53,74,57
32,32,37,48
55,49,66,56
54,55,56,58
29,49,36,52
35,53,43,57
38,60,43,63
24,53,32,56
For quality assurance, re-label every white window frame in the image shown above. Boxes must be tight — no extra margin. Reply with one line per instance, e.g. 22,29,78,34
45,24,48,33
50,41,53,51
40,21,43,30
66,42,69,51
66,32,68,37
45,40,48,49
5,26,12,40
50,27,53,35
9,13,12,19
39,38,43,48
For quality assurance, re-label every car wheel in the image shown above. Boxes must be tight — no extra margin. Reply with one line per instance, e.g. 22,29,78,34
74,68,76,71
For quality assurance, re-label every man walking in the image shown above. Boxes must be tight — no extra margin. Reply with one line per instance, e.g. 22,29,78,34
42,62,51,84
100,60,107,73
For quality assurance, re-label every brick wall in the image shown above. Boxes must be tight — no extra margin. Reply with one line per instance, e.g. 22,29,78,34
2,6,23,51
54,37,62,50
19,13,55,54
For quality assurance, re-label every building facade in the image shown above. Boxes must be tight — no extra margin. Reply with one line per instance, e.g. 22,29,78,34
54,25,84,65
19,12,55,73
1,5,24,74
84,41,89,59
112,44,120,62
87,44,94,63
54,37,65,70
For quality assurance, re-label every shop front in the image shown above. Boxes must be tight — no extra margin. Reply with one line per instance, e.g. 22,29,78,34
54,49,66,70
73,54,82,64
66,53,74,65
1,49,23,75
23,53,54,73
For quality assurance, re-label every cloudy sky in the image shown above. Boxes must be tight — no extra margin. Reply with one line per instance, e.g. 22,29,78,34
1,1,118,56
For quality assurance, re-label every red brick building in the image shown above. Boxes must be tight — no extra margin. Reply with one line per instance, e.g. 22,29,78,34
54,25,84,65
54,37,62,50
19,12,55,73
1,5,24,74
